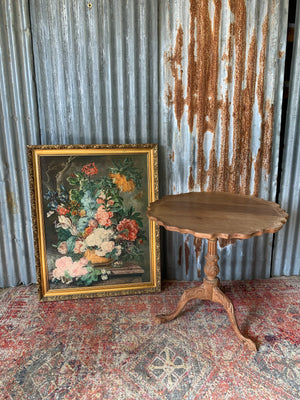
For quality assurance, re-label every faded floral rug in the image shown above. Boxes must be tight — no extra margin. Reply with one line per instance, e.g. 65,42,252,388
0,278,300,399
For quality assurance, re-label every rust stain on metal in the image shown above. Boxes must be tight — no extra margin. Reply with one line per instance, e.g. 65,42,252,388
185,236,190,275
6,190,18,214
228,0,247,193
218,92,230,192
168,25,185,131
194,237,202,259
254,15,273,196
257,16,268,118
219,238,237,248
254,148,262,197
239,32,257,195
169,151,175,162
207,146,218,191
188,166,195,191
188,0,223,190
178,245,182,266
186,0,198,133
165,84,173,107
261,100,274,175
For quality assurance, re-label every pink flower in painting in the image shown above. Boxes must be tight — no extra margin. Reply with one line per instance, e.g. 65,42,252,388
72,257,89,278
53,256,89,281
74,240,85,254
117,218,139,241
88,219,98,228
95,205,113,227
57,241,68,254
53,257,69,280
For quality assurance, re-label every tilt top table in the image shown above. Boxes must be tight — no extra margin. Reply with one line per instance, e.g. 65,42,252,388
147,192,288,351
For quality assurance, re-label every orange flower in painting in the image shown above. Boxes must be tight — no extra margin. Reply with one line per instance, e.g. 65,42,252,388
79,209,86,217
84,226,95,238
56,205,70,215
109,173,135,192
81,162,98,176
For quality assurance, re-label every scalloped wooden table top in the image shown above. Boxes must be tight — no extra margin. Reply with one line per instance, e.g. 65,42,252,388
147,192,288,240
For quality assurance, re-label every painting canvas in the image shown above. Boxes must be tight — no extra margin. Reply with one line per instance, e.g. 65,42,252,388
27,144,160,300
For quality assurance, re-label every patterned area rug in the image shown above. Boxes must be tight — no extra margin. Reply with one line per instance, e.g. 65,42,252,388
0,278,300,399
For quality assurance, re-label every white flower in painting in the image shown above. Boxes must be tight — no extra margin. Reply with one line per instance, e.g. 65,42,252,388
56,215,78,236
69,225,78,236
100,269,111,281
114,245,122,256
47,210,54,218
95,241,115,256
113,261,122,267
84,227,115,248
56,215,72,229
95,249,107,257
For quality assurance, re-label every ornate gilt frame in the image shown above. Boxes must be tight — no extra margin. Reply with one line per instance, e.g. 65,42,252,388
27,144,160,301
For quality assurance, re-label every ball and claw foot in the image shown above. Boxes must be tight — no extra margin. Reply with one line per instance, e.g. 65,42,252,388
242,337,257,352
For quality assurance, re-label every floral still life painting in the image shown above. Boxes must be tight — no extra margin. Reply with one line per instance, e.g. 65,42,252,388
27,145,160,300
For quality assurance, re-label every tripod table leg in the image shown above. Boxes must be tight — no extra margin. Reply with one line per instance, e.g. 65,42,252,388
156,238,257,352
155,284,207,323
212,286,257,351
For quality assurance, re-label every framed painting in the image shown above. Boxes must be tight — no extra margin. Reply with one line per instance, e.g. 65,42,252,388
27,144,160,301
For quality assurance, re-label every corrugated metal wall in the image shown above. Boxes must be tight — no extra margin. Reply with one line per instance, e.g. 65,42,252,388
30,0,159,146
0,0,295,288
273,0,300,277
0,0,39,287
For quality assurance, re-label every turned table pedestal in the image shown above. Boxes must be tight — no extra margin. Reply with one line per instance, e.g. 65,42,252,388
147,192,288,351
